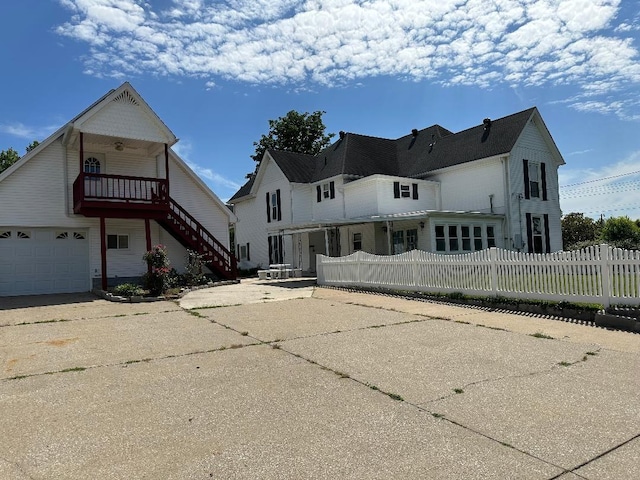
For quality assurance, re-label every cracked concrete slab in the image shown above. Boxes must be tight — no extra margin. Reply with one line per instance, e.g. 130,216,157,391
432,350,640,470
573,436,640,479
281,319,591,404
0,346,561,479
0,294,181,326
2,287,639,478
179,277,315,309
0,310,253,379
202,297,423,342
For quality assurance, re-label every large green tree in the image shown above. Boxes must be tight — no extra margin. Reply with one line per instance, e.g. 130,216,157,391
0,141,41,174
251,110,334,165
561,212,599,250
600,216,640,249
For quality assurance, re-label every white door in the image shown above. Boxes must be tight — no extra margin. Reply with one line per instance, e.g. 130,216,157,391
0,228,90,296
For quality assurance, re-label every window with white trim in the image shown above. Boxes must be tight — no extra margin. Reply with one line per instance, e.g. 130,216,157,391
0,231,12,239
353,232,362,251
316,181,335,202
531,216,544,253
107,234,129,249
528,162,540,198
435,224,497,253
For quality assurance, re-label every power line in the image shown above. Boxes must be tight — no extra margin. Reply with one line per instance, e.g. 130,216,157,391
559,170,640,189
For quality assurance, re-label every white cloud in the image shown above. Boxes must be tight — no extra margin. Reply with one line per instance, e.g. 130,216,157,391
56,0,640,120
172,140,242,192
0,122,59,141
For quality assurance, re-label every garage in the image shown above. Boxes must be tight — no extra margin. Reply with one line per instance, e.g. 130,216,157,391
0,228,90,296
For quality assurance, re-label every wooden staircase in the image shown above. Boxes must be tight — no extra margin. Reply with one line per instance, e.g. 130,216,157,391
157,198,237,280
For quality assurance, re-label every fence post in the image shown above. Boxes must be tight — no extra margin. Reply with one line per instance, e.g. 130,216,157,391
600,244,611,308
490,247,498,296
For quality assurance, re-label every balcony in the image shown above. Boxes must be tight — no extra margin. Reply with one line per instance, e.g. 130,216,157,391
73,173,169,218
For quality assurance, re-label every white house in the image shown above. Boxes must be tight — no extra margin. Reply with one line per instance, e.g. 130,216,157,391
0,82,236,296
229,108,564,273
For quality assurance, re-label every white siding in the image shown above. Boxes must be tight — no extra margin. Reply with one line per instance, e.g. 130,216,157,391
291,184,313,223
81,100,169,143
0,139,81,226
429,158,504,214
509,118,563,252
233,158,292,269
345,176,439,218
168,155,231,249
344,178,380,218
312,177,344,220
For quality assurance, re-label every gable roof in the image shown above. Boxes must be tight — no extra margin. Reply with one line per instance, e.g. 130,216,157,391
229,107,555,202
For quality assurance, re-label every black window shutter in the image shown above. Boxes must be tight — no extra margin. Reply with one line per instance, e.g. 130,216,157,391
316,185,322,202
276,189,282,221
247,242,250,261
543,214,551,253
393,181,400,198
278,235,283,264
412,183,418,200
523,159,530,199
268,236,273,264
526,213,533,253
266,192,271,223
541,163,548,201
330,181,335,199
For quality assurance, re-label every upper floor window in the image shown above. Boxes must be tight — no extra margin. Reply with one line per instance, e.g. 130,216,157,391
523,159,547,201
84,157,101,174
317,181,335,202
393,181,418,200
266,189,281,223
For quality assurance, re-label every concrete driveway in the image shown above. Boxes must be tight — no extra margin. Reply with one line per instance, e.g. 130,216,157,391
0,281,638,479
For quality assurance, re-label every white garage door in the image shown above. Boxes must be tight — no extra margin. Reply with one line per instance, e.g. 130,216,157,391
0,228,90,296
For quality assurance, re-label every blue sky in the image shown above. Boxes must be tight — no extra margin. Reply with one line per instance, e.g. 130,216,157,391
1,0,639,218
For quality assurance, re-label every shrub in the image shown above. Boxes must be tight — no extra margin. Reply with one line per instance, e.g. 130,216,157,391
184,250,206,286
113,283,144,297
143,245,170,295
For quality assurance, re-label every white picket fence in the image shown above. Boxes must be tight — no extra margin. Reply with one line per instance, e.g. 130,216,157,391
316,244,640,307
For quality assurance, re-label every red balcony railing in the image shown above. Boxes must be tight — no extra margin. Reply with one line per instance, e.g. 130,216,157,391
73,173,169,216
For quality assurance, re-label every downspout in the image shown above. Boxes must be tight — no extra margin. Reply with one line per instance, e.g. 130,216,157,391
501,156,512,249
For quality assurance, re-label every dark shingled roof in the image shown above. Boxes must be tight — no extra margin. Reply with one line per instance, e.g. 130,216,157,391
228,176,254,202
229,107,538,200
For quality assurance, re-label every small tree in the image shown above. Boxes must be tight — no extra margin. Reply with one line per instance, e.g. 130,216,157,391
561,213,598,250
251,110,334,165
0,140,41,174
143,245,170,295
0,147,20,174
184,249,206,286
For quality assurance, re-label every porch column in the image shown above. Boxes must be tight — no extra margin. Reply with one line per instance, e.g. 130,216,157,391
100,217,107,290
165,143,169,198
324,228,330,257
145,219,152,275
386,221,392,255
79,132,84,173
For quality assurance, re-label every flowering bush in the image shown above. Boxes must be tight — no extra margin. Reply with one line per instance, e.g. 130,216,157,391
184,249,206,286
143,245,170,295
